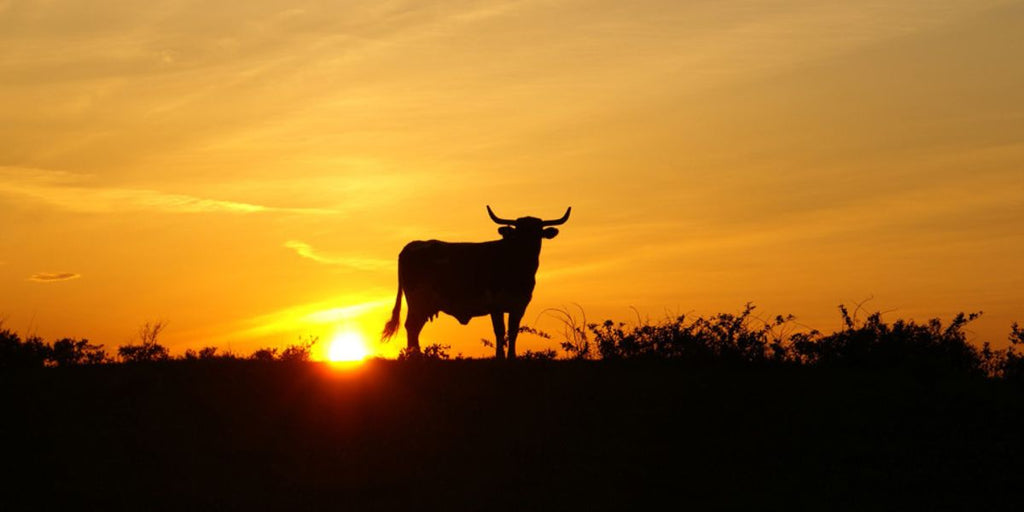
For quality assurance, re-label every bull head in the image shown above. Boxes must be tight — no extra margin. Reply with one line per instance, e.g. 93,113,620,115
487,205,571,240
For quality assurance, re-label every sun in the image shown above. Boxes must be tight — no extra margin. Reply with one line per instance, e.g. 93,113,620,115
326,330,370,363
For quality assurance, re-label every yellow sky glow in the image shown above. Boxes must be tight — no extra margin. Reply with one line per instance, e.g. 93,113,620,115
1,0,1022,357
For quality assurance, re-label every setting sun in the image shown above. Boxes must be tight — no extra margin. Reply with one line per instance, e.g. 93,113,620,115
326,330,370,362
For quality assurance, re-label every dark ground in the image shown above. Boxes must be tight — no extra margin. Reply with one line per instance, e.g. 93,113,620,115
3,359,1024,510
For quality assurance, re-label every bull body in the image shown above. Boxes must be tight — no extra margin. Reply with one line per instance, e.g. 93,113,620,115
382,206,570,359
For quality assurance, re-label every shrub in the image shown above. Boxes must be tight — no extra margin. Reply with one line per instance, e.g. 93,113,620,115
589,303,792,364
796,308,985,376
520,349,558,360
183,346,221,360
1000,323,1024,381
249,347,279,361
50,338,108,366
398,343,451,360
0,329,50,369
280,335,319,362
118,321,170,363
538,305,592,359
118,343,170,363
577,303,991,377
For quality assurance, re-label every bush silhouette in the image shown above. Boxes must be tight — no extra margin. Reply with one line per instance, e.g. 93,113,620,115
398,343,451,360
279,335,319,362
796,308,985,376
249,347,279,361
1,305,1019,380
118,343,170,363
540,305,592,359
118,321,170,363
50,338,109,366
561,303,1003,378
999,322,1024,381
587,303,791,364
0,329,50,368
183,346,222,360
520,349,557,360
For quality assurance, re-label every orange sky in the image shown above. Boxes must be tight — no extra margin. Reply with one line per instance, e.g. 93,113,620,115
2,0,1022,358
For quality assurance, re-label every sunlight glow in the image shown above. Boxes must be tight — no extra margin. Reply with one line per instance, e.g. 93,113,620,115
326,330,370,362
2,0,1021,356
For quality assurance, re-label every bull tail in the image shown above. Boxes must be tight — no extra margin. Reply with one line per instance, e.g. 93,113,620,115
381,275,403,342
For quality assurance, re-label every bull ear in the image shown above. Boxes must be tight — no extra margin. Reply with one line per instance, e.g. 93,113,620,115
542,227,559,239
498,226,515,238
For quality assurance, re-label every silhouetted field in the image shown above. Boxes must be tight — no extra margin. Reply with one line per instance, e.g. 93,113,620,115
5,359,1024,510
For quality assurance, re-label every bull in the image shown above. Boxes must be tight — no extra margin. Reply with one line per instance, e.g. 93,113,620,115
381,206,571,359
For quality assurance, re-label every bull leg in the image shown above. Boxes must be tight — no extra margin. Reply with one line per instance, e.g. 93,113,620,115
405,312,426,354
490,312,506,360
507,310,523,360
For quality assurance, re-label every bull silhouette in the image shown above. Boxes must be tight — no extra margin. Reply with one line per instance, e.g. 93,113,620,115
382,206,571,359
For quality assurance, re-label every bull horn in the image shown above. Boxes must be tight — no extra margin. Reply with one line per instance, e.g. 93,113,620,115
487,205,515,225
541,207,572,226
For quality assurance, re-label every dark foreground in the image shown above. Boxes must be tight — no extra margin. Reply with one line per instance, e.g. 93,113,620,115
4,360,1024,510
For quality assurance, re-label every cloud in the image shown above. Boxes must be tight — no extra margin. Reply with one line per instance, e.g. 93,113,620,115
0,167,334,214
231,296,393,340
284,240,390,270
30,272,81,282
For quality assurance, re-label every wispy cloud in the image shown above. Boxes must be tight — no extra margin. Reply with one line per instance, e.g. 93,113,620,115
232,296,393,340
284,240,390,270
0,167,334,214
30,272,81,282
